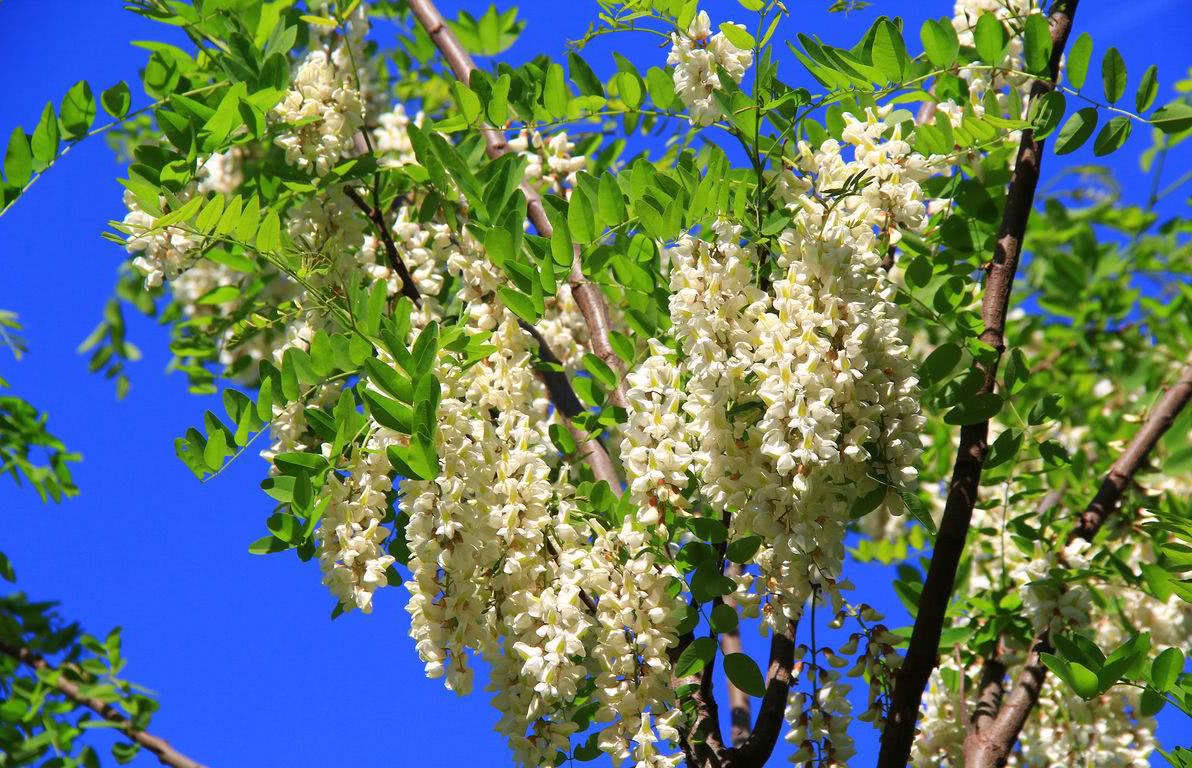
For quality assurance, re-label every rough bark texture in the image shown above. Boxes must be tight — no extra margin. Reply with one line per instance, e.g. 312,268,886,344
406,0,627,408
964,359,1192,768
0,641,207,768
876,4,1080,766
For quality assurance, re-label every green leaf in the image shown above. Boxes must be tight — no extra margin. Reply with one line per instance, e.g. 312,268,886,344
361,388,413,434
1003,348,1029,394
568,189,596,243
944,392,1003,425
920,19,959,69
583,353,617,389
1140,686,1165,716
615,71,643,109
723,652,766,697
597,173,627,230
718,22,756,51
645,66,676,109
984,428,1023,469
675,636,716,677
919,343,962,387
4,128,33,189
1092,116,1132,156
901,491,937,536
543,63,569,119
1066,32,1092,89
1135,65,1159,112
548,423,577,454
100,82,132,118
1101,47,1126,103
871,20,908,82
409,322,440,378
710,603,739,633
1152,102,1192,134
1150,647,1183,692
726,535,762,564
973,13,1007,66
256,209,281,253
1054,108,1098,155
1022,13,1052,74
30,102,60,171
1042,653,1100,699
1027,90,1066,139
498,287,539,324
248,535,290,554
203,428,228,470
568,51,605,98
60,80,96,140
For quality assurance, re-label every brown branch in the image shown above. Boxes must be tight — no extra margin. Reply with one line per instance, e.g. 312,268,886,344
962,638,1048,768
721,563,752,748
1074,360,1192,539
733,621,796,768
519,321,622,489
0,641,206,768
405,0,628,408
876,3,1080,766
343,185,423,307
669,629,732,768
965,357,1192,767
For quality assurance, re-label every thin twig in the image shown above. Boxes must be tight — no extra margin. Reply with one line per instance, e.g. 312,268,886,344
0,641,207,768
405,0,628,409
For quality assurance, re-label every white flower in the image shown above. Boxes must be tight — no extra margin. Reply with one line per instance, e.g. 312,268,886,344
667,11,753,126
272,50,364,176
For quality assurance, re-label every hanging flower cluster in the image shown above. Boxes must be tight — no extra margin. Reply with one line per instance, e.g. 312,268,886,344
96,1,1189,766
272,49,365,176
667,10,754,126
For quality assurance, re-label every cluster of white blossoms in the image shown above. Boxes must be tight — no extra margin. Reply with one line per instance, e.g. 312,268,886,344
372,104,422,167
509,129,588,191
617,106,933,761
122,189,200,289
667,10,753,126
272,48,365,176
317,425,399,613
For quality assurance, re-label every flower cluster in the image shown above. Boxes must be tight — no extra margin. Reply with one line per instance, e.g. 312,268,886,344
272,49,365,176
667,10,753,126
317,425,399,613
122,189,200,288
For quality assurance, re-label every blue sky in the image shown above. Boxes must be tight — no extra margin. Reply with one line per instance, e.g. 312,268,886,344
1,1,1189,766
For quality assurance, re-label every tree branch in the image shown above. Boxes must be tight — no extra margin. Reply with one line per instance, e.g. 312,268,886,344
733,621,796,768
405,0,628,408
518,321,622,489
343,185,423,308
876,4,1080,765
721,563,752,748
964,357,1192,767
0,641,207,768
1074,360,1192,540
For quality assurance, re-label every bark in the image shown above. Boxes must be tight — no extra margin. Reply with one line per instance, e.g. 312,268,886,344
1074,361,1192,540
405,0,627,408
721,563,752,747
876,4,1080,766
0,641,207,768
733,622,797,768
964,358,1192,767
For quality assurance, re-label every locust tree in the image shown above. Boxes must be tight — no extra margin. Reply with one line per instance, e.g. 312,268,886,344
1,0,1191,767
